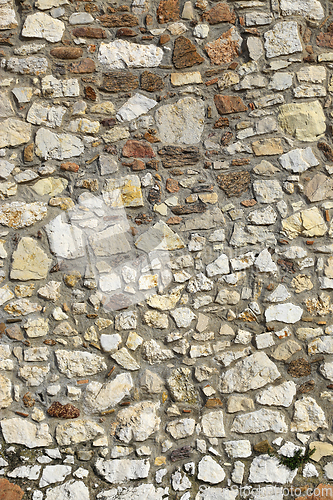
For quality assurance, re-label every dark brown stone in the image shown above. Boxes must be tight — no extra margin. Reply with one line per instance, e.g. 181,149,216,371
217,171,251,197
116,27,138,37
23,392,35,407
47,401,80,419
253,440,274,454
0,33,15,46
84,86,97,100
241,198,257,207
158,145,201,168
171,202,206,215
101,118,116,127
157,0,179,24
203,2,236,24
0,479,24,500
298,380,315,393
99,13,139,27
134,213,153,225
159,34,170,45
61,162,79,173
122,140,155,158
214,116,229,128
317,32,333,48
101,71,139,92
148,184,162,204
72,27,107,38
6,324,24,341
170,446,192,462
173,36,204,69
50,47,83,59
214,95,248,114
141,71,164,92
318,142,333,162
23,143,34,162
231,158,250,166
192,184,214,193
287,358,311,378
69,58,96,74
129,159,145,171
166,178,179,193
221,131,233,146
277,258,296,274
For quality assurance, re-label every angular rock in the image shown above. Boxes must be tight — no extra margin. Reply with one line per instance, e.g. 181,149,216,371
278,100,326,142
0,479,24,500
201,411,225,438
117,93,157,122
0,374,12,409
167,367,199,403
172,36,204,69
101,71,139,93
85,373,133,412
279,147,319,173
0,118,31,148
135,221,184,251
166,418,195,439
55,350,107,378
203,3,235,24
253,180,283,203
280,0,324,21
217,171,250,197
95,459,150,484
214,95,247,115
44,481,89,500
0,0,18,30
35,127,84,160
291,397,327,432
45,213,85,260
205,27,242,65
304,174,333,203
224,440,251,458
0,201,47,229
231,408,288,434
141,71,164,92
1,418,53,448
56,419,105,445
198,456,225,484
264,21,302,58
98,40,163,70
220,352,280,393
11,237,51,281
249,455,297,484
98,13,138,27
122,140,155,158
39,465,72,488
114,401,160,443
256,381,296,407
22,13,65,43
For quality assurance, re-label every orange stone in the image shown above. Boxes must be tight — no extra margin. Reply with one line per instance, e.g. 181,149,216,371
0,479,24,500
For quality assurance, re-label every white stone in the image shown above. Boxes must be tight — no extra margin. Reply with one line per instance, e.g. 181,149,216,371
98,40,163,70
27,102,66,128
265,303,303,324
291,396,327,432
56,419,105,446
248,455,297,484
155,97,205,145
8,465,41,480
196,489,238,500
170,307,196,328
0,118,31,148
231,409,288,434
280,0,324,21
95,458,150,484
264,21,302,59
309,336,333,355
320,361,333,381
166,418,195,439
266,284,291,303
279,148,319,173
201,411,225,438
197,456,225,484
45,481,89,500
22,13,65,42
172,470,191,491
85,373,133,412
206,254,229,277
220,352,280,393
253,180,283,203
0,374,12,408
41,76,80,98
0,285,14,306
114,401,160,443
256,381,297,407
35,127,84,160
36,0,68,9
116,94,157,122
1,418,53,448
112,348,140,371
40,465,72,487
97,485,168,500
55,350,107,378
100,334,122,352
45,213,85,260
69,12,93,24
268,72,293,91
0,0,18,30
224,440,251,458
19,365,49,386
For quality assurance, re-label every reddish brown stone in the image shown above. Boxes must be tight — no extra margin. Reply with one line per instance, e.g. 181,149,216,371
116,27,138,37
101,118,116,127
6,324,24,341
130,159,145,171
144,131,160,143
61,162,80,173
0,323,5,335
205,27,242,64
50,47,83,59
217,171,251,197
47,401,80,419
0,479,24,500
167,216,181,224
141,71,164,92
214,116,229,128
101,71,139,92
99,13,139,27
159,34,170,45
173,36,204,69
23,392,35,407
69,58,95,74
241,198,257,207
84,86,97,100
72,27,107,38
122,140,155,158
24,143,34,162
203,3,236,24
299,484,333,500
298,380,315,393
166,178,179,193
317,32,333,48
221,131,233,146
157,0,179,24
214,95,247,115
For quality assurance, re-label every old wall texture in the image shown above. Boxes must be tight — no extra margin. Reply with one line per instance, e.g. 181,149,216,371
2,0,333,498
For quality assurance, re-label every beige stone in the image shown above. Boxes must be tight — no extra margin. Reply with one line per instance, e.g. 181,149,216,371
278,100,326,142
170,72,202,86
11,237,51,281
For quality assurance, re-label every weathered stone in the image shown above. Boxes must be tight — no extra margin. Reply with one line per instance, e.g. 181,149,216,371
203,3,235,24
55,350,107,378
167,367,199,403
114,401,160,442
214,95,247,115
35,127,84,160
22,13,65,43
278,100,326,142
11,237,51,281
264,21,302,58
55,419,105,445
1,418,53,448
47,402,80,419
256,381,296,407
157,0,179,23
101,71,139,92
198,456,225,484
50,47,83,59
0,374,12,409
72,26,106,38
232,408,288,434
44,481,89,500
141,71,164,92
98,13,139,27
95,459,150,484
0,479,24,500
122,140,155,158
85,373,133,412
280,0,324,21
103,174,144,207
201,411,225,438
172,36,204,69
205,27,242,65
166,418,195,439
98,40,163,70
0,201,47,229
69,58,96,74
291,397,327,432
249,455,297,484
220,352,280,393
217,171,250,197
0,118,31,148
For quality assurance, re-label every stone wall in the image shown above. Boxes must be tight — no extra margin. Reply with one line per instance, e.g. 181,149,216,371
1,0,333,498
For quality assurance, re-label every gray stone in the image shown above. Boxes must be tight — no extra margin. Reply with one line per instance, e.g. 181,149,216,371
35,127,84,160
95,458,150,484
264,21,302,58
